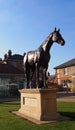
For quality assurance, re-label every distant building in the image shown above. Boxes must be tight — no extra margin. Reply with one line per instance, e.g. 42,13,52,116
3,50,24,71
54,58,75,92
0,58,2,62
0,50,24,96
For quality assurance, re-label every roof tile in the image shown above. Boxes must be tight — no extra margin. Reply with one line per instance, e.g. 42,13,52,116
0,63,23,74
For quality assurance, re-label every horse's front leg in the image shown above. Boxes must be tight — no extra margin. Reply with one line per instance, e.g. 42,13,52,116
43,68,47,88
35,63,39,88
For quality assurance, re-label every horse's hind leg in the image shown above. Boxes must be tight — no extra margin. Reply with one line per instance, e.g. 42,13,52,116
26,69,30,88
30,68,35,88
24,65,30,88
35,63,39,88
24,67,27,88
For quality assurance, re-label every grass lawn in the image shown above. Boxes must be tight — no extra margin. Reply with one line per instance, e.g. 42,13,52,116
0,100,75,130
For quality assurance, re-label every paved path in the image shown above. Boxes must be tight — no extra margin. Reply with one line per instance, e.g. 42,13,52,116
57,92,75,102
0,97,19,102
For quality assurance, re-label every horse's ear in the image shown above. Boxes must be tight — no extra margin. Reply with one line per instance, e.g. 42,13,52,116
58,29,60,32
54,27,57,31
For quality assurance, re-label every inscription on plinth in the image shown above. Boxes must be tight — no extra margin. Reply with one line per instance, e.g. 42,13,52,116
23,97,37,107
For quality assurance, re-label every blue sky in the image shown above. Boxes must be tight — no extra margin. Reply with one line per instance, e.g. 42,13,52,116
0,0,75,74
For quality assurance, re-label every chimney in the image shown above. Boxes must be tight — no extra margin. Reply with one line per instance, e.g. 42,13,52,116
8,50,12,57
4,54,8,60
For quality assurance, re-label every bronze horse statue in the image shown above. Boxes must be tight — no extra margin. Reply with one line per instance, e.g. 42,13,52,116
23,28,65,88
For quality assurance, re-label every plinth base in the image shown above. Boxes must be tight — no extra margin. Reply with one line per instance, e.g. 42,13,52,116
13,110,69,124
18,88,59,122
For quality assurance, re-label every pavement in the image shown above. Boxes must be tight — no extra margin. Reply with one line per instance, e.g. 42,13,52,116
0,96,20,102
56,91,75,102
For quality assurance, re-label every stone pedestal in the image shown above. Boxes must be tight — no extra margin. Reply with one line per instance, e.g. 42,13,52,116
18,88,58,121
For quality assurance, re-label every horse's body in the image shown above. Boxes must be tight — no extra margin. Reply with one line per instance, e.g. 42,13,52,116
23,28,65,88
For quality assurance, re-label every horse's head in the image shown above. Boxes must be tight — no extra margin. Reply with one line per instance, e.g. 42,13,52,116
51,27,65,46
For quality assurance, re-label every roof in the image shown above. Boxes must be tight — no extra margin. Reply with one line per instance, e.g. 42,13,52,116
54,58,75,69
7,54,24,61
0,63,24,75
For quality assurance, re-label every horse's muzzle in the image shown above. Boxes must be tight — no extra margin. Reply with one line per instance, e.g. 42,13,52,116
61,40,65,46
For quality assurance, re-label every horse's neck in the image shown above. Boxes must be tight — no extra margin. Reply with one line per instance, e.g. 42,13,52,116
41,34,53,52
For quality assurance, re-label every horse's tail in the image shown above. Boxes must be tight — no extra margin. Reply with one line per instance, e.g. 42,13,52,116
23,53,28,72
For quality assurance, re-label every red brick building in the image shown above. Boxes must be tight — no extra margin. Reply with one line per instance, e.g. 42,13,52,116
54,58,75,92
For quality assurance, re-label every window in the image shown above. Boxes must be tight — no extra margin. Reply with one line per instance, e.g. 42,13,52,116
64,68,67,75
